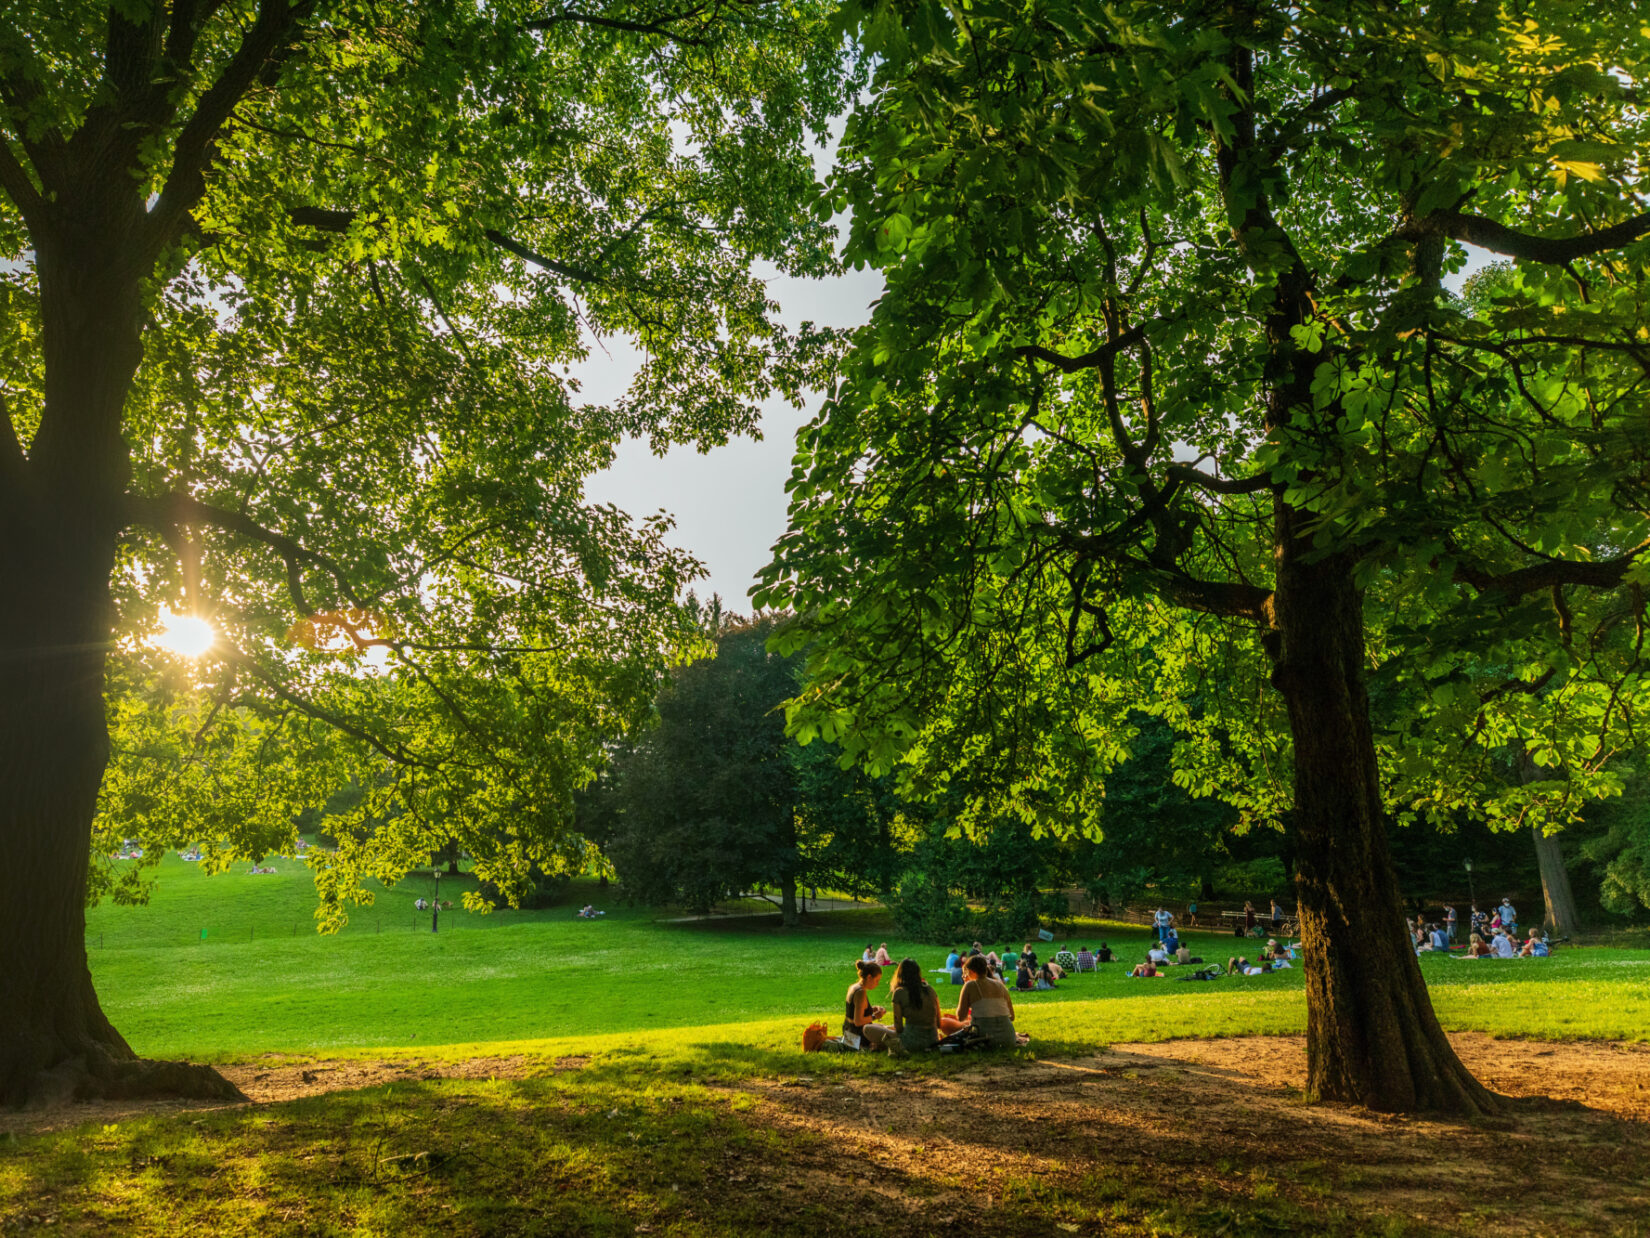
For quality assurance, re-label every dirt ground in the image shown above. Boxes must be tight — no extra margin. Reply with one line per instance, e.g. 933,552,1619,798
7,1035,1649,1236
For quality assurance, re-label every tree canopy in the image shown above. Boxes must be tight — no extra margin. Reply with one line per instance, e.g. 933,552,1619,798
0,0,856,1104
758,0,1650,1111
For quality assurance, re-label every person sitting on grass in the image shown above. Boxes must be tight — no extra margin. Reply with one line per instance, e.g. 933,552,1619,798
1492,928,1517,959
1148,940,1170,967
875,942,894,967
1036,962,1059,990
1097,941,1114,964
1075,945,1096,971
1054,945,1078,974
1175,942,1203,966
844,961,896,1051
1429,923,1451,953
956,954,1020,1047
1015,960,1035,990
1163,927,1181,955
861,944,876,964
890,958,946,1053
1263,940,1291,968
1131,955,1159,978
1000,944,1020,971
1020,942,1039,971
1521,927,1550,958
949,955,966,985
1467,932,1493,958
944,945,962,971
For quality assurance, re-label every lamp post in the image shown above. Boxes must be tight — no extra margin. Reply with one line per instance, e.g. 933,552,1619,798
432,865,440,934
1464,858,1476,926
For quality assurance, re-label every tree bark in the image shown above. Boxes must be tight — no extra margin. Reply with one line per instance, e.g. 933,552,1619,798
1269,545,1501,1115
1532,826,1581,936
780,874,800,926
0,225,243,1109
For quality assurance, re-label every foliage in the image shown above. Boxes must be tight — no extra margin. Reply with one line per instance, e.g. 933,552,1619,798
0,0,862,921
757,0,1650,855
1580,764,1650,916
600,617,805,913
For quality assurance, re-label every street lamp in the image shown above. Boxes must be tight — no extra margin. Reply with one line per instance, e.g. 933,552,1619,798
1464,858,1476,923
431,864,441,933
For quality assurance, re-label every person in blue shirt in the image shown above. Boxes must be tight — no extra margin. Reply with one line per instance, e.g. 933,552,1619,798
944,947,961,971
1429,924,1450,953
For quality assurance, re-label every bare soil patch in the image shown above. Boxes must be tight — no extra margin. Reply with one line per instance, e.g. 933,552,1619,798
738,1035,1650,1236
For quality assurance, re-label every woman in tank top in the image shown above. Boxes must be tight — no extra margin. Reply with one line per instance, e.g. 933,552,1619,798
956,953,1019,1047
843,960,896,1050
889,957,946,1053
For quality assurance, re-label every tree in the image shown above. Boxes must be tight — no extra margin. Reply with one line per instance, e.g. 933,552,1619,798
601,615,808,919
759,0,1650,1112
0,0,853,1105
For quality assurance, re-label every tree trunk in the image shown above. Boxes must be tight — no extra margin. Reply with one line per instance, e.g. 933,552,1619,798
1532,827,1580,936
0,229,243,1108
1515,747,1582,937
1269,547,1500,1115
780,874,800,926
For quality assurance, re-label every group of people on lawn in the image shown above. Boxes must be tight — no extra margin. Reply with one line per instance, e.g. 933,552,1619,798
845,955,1024,1055
1412,897,1552,959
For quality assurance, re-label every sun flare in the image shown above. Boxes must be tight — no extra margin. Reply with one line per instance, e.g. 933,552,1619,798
154,610,216,659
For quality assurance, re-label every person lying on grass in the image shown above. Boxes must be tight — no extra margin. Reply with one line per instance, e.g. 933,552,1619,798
844,961,896,1051
890,957,966,1053
955,953,1020,1047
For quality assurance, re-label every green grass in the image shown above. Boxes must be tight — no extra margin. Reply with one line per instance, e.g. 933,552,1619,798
8,855,1643,1238
84,853,1650,1061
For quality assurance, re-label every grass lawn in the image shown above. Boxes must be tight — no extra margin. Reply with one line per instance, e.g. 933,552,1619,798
84,854,1650,1061
1,856,1642,1237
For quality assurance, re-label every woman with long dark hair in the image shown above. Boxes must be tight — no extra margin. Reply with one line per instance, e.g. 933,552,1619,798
889,957,946,1053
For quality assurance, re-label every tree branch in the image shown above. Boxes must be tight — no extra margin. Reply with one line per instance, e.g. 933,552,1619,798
523,6,712,46
145,0,308,263
1164,463,1272,496
1406,210,1650,265
220,645,436,769
483,228,605,284
124,490,367,616
287,208,606,284
1453,542,1650,600
0,138,43,224
1040,525,1274,621
1016,324,1148,374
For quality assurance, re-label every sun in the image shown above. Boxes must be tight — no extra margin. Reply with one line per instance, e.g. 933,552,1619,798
153,609,216,658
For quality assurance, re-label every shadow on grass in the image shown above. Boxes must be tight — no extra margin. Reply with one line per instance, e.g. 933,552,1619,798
10,1037,1650,1238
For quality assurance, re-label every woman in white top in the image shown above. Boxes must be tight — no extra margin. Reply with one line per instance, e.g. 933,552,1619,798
956,954,1019,1046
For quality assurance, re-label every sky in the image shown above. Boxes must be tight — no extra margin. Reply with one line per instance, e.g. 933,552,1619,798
580,229,1494,613
580,260,884,610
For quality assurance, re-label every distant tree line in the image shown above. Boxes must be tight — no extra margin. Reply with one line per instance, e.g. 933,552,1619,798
566,612,1650,943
